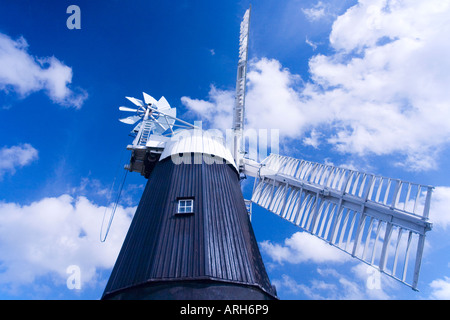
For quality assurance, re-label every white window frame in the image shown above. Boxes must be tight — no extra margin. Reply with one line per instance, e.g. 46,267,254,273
177,198,194,214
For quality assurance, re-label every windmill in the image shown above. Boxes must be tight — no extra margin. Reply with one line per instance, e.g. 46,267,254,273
102,7,433,300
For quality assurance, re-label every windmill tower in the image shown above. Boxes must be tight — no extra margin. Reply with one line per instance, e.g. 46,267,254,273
102,7,433,299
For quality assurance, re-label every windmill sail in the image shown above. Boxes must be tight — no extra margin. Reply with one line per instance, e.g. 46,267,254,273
249,154,433,290
232,7,251,170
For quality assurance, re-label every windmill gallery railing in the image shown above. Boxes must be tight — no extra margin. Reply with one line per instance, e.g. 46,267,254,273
251,154,433,290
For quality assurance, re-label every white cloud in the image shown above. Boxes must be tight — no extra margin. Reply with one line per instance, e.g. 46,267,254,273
0,195,133,296
307,0,450,168
259,230,406,299
273,264,394,299
429,186,450,229
430,276,450,299
272,274,337,299
305,37,318,51
302,1,328,21
182,0,450,171
181,85,234,130
245,58,306,137
0,143,38,178
70,176,144,207
0,32,87,108
260,231,349,264
302,129,321,148
182,58,307,137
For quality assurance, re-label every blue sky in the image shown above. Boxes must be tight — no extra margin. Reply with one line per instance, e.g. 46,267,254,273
1,0,450,300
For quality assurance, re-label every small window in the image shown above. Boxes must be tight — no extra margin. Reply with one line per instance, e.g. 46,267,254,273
177,198,194,214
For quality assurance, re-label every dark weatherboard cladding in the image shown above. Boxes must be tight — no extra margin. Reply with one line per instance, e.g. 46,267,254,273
102,155,277,300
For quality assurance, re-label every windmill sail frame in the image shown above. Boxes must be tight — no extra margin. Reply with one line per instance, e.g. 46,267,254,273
232,7,251,171
250,154,433,290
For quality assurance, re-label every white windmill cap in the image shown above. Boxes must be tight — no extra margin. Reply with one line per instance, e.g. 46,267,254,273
160,128,237,171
